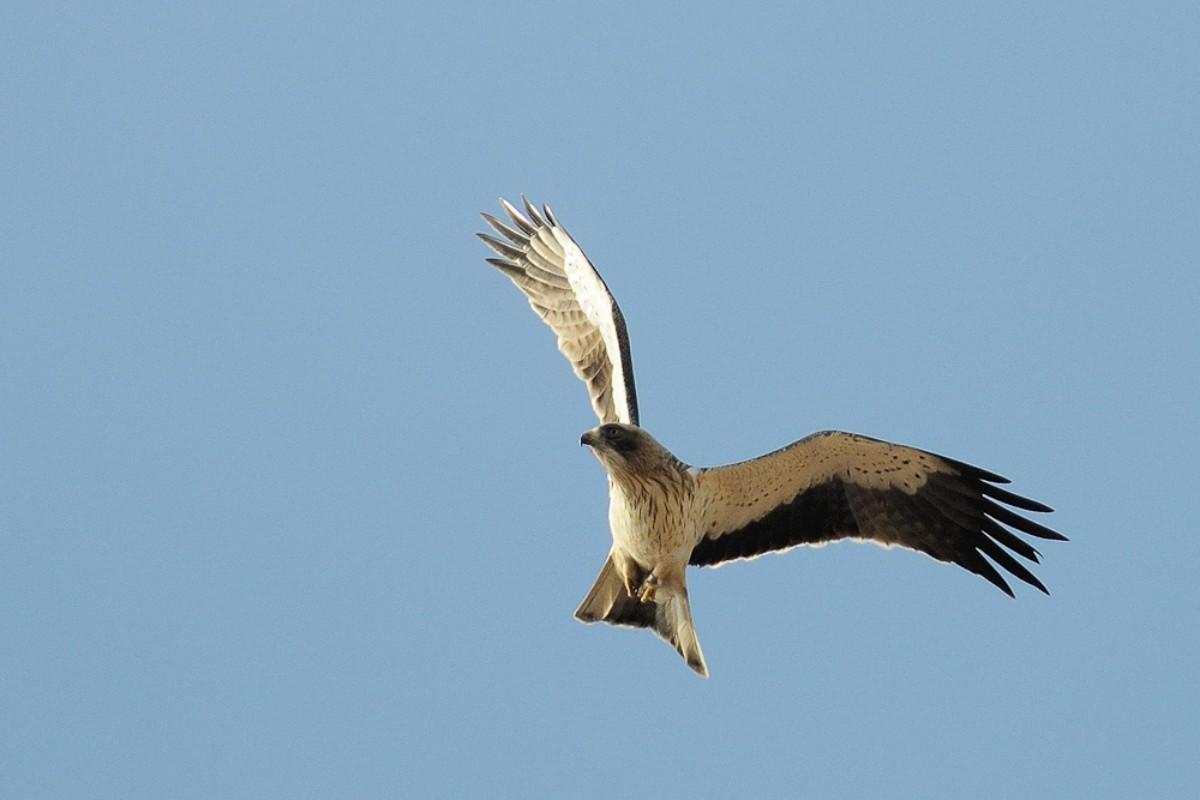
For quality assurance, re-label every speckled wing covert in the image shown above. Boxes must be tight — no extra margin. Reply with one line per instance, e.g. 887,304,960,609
690,431,1066,596
477,197,639,426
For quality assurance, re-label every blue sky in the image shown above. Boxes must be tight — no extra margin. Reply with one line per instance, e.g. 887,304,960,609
3,2,1198,797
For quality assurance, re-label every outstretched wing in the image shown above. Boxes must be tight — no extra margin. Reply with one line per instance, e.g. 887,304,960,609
690,431,1066,596
478,197,639,425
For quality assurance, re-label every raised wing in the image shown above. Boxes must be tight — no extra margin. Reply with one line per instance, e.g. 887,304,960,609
690,431,1066,596
478,197,639,425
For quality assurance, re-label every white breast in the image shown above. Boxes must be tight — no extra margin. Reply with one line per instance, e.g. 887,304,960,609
607,482,643,554
606,478,695,566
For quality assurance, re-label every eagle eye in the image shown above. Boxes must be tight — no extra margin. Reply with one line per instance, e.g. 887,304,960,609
602,425,638,454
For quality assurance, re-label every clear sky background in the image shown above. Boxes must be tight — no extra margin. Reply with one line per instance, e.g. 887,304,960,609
4,2,1198,798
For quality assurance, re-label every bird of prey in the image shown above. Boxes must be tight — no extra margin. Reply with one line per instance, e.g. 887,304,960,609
477,196,1065,678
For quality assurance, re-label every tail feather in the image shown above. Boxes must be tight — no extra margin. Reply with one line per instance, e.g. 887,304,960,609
575,555,708,677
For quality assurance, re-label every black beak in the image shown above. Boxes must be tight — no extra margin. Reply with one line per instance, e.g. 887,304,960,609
580,431,594,447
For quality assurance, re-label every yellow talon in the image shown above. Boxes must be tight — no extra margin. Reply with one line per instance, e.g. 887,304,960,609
638,574,659,604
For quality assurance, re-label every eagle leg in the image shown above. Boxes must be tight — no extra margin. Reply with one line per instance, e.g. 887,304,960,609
612,549,649,599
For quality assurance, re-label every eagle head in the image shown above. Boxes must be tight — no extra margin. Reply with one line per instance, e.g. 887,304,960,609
580,423,682,479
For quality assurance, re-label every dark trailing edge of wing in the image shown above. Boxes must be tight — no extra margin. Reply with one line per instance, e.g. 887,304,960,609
690,481,858,566
689,460,1066,597
608,302,639,426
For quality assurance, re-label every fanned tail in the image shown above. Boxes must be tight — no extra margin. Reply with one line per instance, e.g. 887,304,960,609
575,554,708,677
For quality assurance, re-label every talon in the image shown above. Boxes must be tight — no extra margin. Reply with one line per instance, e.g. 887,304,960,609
638,573,660,604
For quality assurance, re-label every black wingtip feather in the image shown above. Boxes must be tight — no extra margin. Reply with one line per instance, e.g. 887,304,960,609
484,257,524,278
521,195,546,226
972,555,1016,597
498,197,537,234
979,483,1054,513
984,500,1069,541
977,537,1049,595
481,212,529,245
953,459,1012,484
477,232,525,261
981,518,1042,563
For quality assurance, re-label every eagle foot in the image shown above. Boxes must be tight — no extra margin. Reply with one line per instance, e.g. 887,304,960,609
637,573,660,604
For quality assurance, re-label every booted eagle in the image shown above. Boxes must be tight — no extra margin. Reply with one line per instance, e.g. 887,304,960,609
478,197,1065,677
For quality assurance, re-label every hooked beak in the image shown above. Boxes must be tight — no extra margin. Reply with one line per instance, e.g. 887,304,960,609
580,430,595,447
